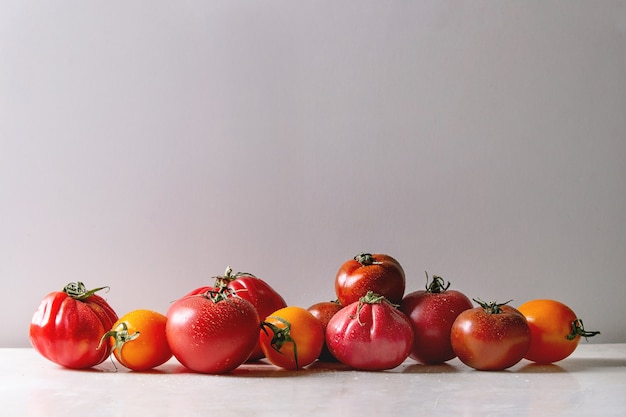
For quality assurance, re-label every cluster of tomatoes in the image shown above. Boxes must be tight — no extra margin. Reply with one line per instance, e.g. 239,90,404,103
29,252,600,373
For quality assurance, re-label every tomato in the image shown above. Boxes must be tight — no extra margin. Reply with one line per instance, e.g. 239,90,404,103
185,267,288,362
400,273,473,364
166,289,259,374
517,299,600,364
450,300,531,371
100,309,172,371
29,282,119,369
307,300,343,361
326,291,414,371
335,252,406,306
259,306,324,370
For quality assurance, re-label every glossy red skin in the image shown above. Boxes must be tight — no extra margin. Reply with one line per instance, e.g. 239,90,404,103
451,305,531,371
400,289,473,364
335,254,406,306
186,275,287,361
166,294,260,373
30,291,118,369
307,301,343,361
326,299,414,370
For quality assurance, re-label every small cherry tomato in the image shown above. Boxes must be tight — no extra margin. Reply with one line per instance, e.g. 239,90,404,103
335,252,406,306
400,273,473,364
307,300,343,361
30,282,118,369
451,299,531,371
166,289,259,374
326,291,414,371
100,309,172,371
259,306,324,370
517,299,600,364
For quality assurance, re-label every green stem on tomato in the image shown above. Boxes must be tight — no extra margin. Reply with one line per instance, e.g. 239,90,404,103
62,282,109,301
260,317,299,370
424,272,450,293
567,319,601,341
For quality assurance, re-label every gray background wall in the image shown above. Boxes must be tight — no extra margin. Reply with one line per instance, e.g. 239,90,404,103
2,1,625,347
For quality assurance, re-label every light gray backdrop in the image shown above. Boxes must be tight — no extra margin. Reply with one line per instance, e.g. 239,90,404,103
2,1,626,347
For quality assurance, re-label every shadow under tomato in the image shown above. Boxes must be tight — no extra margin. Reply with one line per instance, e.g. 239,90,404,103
401,363,460,374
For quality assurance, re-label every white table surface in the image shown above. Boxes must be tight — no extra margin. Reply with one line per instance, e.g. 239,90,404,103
2,344,625,417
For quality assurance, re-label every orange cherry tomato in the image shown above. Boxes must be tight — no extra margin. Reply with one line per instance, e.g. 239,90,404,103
259,306,324,370
101,309,172,371
517,299,600,364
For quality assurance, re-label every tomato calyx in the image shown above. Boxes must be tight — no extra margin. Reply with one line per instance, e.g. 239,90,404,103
567,319,601,341
351,291,397,326
473,298,513,314
97,322,140,367
260,317,299,369
213,266,256,289
354,253,383,266
62,282,109,301
424,272,450,293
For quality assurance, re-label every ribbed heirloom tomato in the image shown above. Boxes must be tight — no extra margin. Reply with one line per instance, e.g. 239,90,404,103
451,300,531,371
326,291,414,371
335,252,406,306
259,306,324,370
100,309,172,371
517,299,600,364
30,282,118,369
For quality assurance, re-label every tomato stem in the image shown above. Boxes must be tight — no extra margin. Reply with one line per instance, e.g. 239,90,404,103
473,298,512,314
260,317,299,369
97,322,140,368
424,272,450,293
62,282,109,301
354,253,382,266
567,319,601,341
351,291,397,326
213,266,257,288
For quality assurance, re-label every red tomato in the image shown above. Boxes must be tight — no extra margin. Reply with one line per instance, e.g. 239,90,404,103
259,306,324,370
185,267,288,362
451,300,531,371
29,282,119,369
335,252,406,306
326,291,414,371
166,289,259,374
400,273,473,364
518,299,600,364
101,309,172,371
307,300,343,361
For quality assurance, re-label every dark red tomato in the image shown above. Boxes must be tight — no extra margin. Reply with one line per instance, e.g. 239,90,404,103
166,289,259,374
29,282,119,369
400,273,473,364
451,300,531,371
326,291,414,371
335,253,405,306
307,300,343,361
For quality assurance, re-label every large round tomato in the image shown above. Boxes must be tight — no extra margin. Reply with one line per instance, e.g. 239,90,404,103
307,300,343,361
30,282,119,369
101,309,172,371
166,289,259,374
400,273,473,364
517,299,600,364
335,252,405,306
451,300,530,371
185,267,288,362
326,291,414,371
259,306,324,370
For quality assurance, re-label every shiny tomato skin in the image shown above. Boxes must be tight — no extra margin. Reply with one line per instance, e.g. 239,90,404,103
307,301,343,361
517,299,598,364
326,294,414,371
259,306,325,370
29,283,119,369
451,304,530,371
400,288,473,364
166,294,259,374
335,253,406,306
105,309,172,371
